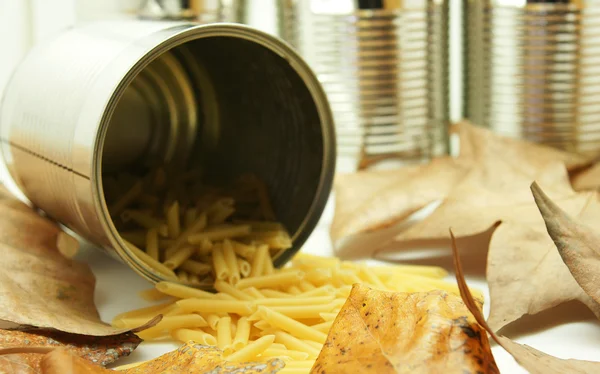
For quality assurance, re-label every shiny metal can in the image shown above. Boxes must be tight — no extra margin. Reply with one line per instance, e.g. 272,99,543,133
0,21,335,284
139,0,247,23
278,0,450,171
464,0,600,155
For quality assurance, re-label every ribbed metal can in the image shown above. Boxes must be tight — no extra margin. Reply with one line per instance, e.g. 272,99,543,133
279,0,450,171
0,21,335,284
139,0,246,23
464,0,600,155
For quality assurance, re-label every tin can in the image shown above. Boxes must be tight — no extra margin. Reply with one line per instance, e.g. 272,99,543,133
0,21,335,284
139,0,247,23
278,0,450,171
464,0,600,155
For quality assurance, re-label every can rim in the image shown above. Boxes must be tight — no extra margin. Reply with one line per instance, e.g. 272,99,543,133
91,23,336,284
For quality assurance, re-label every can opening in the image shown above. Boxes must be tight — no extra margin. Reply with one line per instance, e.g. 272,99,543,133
100,30,329,280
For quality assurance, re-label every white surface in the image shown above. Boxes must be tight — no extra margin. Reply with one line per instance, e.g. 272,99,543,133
76,195,600,372
3,1,599,372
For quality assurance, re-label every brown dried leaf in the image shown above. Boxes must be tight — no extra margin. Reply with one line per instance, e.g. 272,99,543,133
378,125,600,330
0,328,141,373
41,349,109,374
452,231,600,374
38,342,285,374
0,186,136,336
331,157,470,250
311,284,498,374
332,121,586,258
532,182,600,305
570,162,600,191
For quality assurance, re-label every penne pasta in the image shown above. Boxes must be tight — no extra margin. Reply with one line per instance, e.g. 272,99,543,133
164,246,196,270
254,296,335,307
236,271,304,290
171,328,217,345
286,286,302,295
231,240,255,260
212,246,229,281
250,244,268,277
145,228,159,261
269,304,336,320
166,201,181,239
121,210,168,237
184,207,198,229
206,314,221,330
227,335,275,362
188,224,251,243
112,301,174,321
214,280,254,301
180,259,212,275
298,280,316,292
260,289,293,298
176,298,254,315
216,316,232,351
257,306,327,343
138,288,169,302
109,180,143,216
310,320,333,334
260,348,309,361
273,331,320,358
155,281,215,300
232,317,251,350
176,270,190,282
237,258,251,278
123,240,177,280
223,239,241,285
245,287,265,299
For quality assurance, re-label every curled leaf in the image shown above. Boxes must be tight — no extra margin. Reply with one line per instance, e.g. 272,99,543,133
532,182,600,305
331,157,470,252
311,284,498,374
0,328,142,373
0,186,143,336
452,230,600,374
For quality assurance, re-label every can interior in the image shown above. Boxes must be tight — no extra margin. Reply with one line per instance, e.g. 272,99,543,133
102,34,326,267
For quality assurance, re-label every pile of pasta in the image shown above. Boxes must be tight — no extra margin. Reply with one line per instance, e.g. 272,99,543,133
106,169,480,372
113,253,477,374
103,169,292,288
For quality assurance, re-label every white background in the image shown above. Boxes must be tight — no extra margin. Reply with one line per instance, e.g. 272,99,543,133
1,1,599,373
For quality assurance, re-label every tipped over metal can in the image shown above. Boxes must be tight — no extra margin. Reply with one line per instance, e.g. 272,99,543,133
0,21,335,284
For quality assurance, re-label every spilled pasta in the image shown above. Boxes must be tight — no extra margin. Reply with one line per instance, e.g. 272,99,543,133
105,169,481,373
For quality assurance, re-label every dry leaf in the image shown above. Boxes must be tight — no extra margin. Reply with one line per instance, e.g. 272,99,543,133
532,182,600,305
451,230,600,374
0,186,134,335
366,125,600,331
311,284,498,374
332,121,587,258
0,328,141,373
39,342,284,374
331,157,470,248
570,162,600,191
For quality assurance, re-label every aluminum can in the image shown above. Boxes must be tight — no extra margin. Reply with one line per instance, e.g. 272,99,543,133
0,21,335,284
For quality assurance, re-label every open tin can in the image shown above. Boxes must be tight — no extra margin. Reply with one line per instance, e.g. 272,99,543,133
0,21,335,285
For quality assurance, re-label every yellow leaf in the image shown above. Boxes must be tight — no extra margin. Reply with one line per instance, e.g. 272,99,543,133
311,284,498,374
